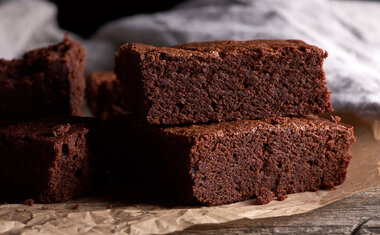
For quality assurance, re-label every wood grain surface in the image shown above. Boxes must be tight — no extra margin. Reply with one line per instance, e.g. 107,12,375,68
172,180,380,234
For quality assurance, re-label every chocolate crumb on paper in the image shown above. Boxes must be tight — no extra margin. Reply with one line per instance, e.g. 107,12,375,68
331,115,342,123
256,188,275,205
24,199,34,206
276,194,288,201
72,204,79,210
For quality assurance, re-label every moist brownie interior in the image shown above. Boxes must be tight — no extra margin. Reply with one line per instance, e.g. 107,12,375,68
0,118,95,203
116,40,332,125
104,115,355,206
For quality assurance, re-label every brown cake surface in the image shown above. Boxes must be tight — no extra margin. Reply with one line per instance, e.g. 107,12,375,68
109,115,355,206
115,40,332,125
86,71,127,119
0,35,86,124
0,117,96,203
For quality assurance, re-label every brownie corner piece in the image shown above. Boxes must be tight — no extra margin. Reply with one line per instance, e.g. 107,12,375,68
0,35,86,123
115,40,332,125
0,117,96,203
22,34,86,117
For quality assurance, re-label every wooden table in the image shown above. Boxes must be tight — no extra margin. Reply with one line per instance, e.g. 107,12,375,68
174,181,380,234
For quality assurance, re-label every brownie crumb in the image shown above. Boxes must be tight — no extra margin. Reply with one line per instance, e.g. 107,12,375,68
322,181,336,190
276,193,288,201
72,204,79,210
24,199,34,206
330,115,342,123
41,206,48,210
107,203,112,209
52,124,71,137
256,188,275,205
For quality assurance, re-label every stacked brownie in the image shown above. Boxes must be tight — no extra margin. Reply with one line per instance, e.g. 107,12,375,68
115,40,332,124
0,35,98,203
87,40,355,205
0,34,355,206
0,35,86,125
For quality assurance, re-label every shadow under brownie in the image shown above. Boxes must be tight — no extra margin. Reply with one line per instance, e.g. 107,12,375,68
86,71,127,120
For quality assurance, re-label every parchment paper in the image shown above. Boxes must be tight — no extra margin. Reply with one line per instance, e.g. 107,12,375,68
1,113,379,235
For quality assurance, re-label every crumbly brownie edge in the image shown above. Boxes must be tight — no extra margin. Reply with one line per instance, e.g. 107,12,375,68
39,128,94,202
65,35,86,116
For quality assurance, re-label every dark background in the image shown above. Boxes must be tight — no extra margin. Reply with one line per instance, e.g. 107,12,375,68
49,0,186,38
49,0,378,38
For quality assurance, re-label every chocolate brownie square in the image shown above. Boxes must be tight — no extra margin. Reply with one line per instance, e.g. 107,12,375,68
115,40,332,125
0,117,96,203
0,35,86,124
108,115,354,206
86,71,127,119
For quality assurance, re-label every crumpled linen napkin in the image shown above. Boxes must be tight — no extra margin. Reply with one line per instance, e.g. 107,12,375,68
1,0,380,117
0,0,64,59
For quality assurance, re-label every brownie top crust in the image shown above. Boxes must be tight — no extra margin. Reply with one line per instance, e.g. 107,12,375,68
163,115,352,138
120,39,327,60
0,117,90,141
0,34,86,121
0,35,84,82
175,40,326,55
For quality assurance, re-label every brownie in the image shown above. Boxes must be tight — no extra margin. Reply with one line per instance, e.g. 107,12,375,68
86,71,127,119
0,34,86,124
115,40,332,125
0,117,96,203
107,115,354,206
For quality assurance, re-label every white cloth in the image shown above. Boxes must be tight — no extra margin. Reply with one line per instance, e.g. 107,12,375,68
0,0,64,59
1,0,380,117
